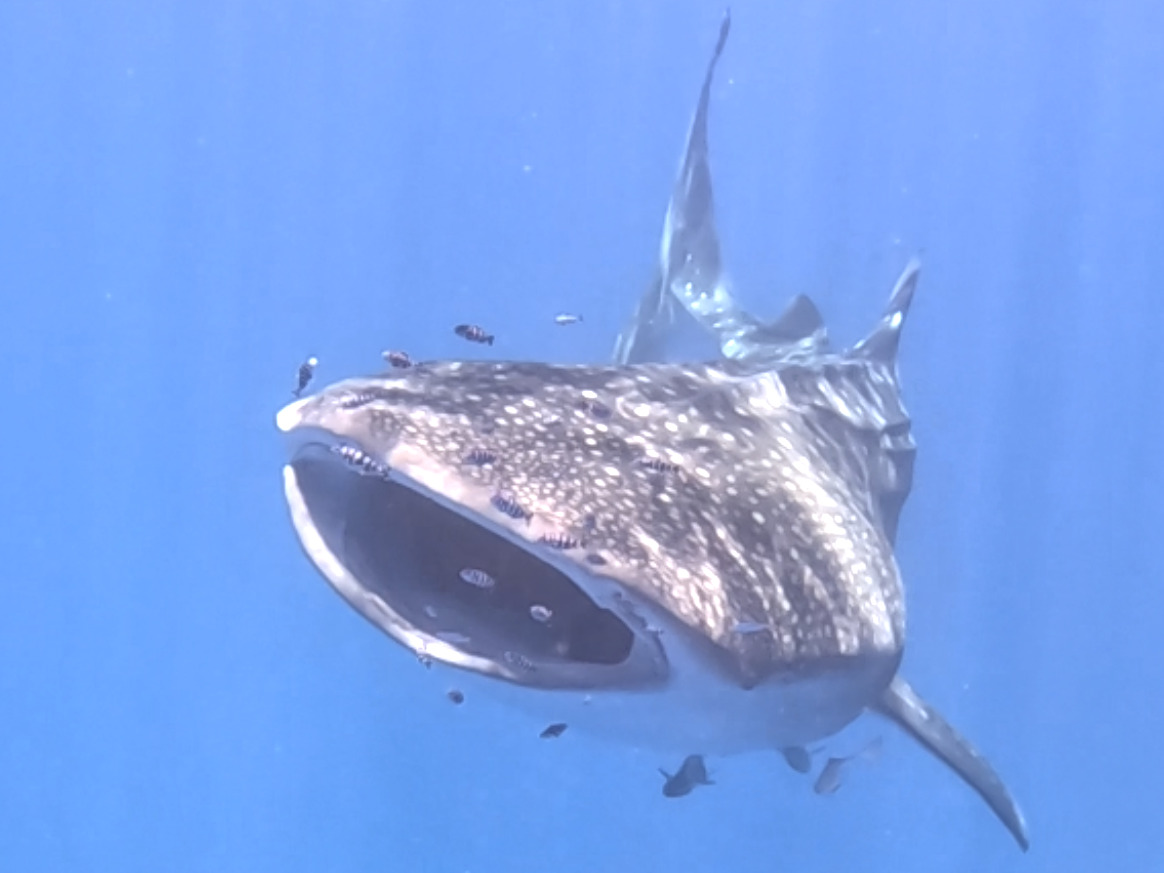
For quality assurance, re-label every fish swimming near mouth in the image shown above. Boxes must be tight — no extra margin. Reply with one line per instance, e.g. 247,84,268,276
276,8,1028,852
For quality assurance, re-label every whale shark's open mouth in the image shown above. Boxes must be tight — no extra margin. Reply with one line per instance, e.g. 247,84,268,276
282,435,670,692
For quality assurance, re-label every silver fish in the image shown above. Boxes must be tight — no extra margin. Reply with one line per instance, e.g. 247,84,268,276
458,568,495,590
732,620,768,635
814,757,848,796
814,737,884,795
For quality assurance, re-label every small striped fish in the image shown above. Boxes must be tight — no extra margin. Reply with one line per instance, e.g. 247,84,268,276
458,568,495,589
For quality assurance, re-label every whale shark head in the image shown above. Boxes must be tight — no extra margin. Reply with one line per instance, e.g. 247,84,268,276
277,263,919,749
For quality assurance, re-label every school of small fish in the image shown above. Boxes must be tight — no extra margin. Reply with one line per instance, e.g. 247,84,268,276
292,313,590,399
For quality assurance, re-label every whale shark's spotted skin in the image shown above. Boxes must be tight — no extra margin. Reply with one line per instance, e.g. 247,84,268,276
287,351,913,688
276,9,1028,854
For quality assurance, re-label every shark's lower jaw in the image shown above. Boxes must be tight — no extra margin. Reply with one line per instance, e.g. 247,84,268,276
280,432,898,755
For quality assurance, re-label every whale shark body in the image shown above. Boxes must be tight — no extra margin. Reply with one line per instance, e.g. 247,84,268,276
276,10,1029,852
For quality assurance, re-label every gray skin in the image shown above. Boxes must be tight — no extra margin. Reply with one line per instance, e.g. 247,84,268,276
276,9,1028,853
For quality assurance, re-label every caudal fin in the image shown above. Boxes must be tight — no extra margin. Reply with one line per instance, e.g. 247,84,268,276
874,676,1030,852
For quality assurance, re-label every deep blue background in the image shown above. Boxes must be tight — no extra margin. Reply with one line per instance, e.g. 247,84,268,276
2,1,1162,870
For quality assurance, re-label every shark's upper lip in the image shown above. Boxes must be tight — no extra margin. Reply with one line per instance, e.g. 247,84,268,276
279,419,670,691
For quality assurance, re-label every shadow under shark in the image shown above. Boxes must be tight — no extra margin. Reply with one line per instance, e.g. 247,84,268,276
276,9,1028,852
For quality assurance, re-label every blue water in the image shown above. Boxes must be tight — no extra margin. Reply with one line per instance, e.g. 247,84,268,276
2,1,1161,870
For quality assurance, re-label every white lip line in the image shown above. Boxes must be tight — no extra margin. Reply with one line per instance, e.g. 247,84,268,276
275,396,312,433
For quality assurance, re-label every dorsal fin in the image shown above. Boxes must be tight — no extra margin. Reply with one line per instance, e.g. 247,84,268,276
851,259,920,363
765,293,824,343
613,9,732,365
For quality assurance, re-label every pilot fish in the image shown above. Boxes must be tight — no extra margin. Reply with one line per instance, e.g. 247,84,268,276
660,754,714,798
292,356,318,398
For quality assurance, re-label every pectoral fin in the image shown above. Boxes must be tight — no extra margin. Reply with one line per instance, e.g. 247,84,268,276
874,676,1030,852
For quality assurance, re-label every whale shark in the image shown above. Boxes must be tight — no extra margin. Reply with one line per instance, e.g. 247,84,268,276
276,9,1028,852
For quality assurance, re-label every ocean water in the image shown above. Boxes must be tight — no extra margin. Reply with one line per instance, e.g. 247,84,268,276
1,1,1161,871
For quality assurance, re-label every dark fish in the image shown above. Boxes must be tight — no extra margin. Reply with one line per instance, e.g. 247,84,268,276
554,313,583,326
577,398,612,419
660,754,714,798
640,457,680,473
337,391,381,411
781,746,813,774
382,349,413,369
454,323,495,345
463,448,497,466
447,689,465,705
292,356,318,397
537,532,580,550
540,723,568,739
490,493,531,521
